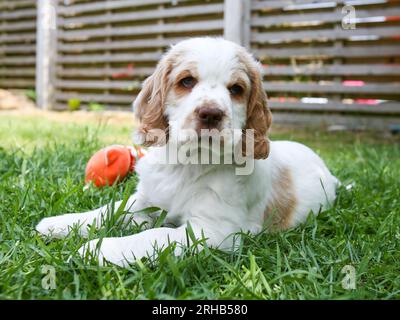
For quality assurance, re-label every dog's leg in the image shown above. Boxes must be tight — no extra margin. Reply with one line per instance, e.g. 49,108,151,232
36,193,154,238
78,209,243,267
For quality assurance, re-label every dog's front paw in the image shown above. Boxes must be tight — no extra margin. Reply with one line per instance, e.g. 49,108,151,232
78,238,129,267
36,214,89,239
36,216,72,238
78,236,152,267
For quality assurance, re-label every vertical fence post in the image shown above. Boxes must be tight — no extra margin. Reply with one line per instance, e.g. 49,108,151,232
224,0,251,47
36,0,57,110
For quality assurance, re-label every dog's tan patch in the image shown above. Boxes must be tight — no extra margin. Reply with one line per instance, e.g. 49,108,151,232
264,167,297,231
227,70,250,104
173,62,199,99
237,48,272,160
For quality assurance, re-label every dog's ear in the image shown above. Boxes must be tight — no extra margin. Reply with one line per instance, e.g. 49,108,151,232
241,53,272,159
133,55,172,146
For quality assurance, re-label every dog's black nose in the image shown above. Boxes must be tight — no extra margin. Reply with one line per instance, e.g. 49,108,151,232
197,107,224,126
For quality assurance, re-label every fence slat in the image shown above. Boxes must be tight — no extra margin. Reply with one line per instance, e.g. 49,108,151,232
58,0,181,15
55,80,140,90
0,68,36,76
272,112,400,130
0,0,35,10
57,67,153,77
269,101,400,114
0,44,36,54
262,64,400,76
252,8,400,27
56,92,133,104
0,33,36,43
253,45,400,59
0,8,36,20
0,21,36,32
0,57,36,65
251,0,395,11
58,37,187,52
252,26,400,43
59,20,224,40
0,79,35,87
59,3,224,27
263,82,400,95
57,52,162,64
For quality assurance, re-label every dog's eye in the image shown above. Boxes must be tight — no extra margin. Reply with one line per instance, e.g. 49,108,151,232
229,84,244,96
180,76,196,89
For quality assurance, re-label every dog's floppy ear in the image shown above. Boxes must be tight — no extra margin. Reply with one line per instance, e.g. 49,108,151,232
241,52,272,159
133,54,173,146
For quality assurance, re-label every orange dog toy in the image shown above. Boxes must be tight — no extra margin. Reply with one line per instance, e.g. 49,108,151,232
85,145,146,187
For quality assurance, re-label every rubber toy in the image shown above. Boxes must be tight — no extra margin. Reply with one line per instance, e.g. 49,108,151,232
85,145,145,187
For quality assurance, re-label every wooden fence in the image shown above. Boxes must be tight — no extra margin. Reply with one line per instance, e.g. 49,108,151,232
0,0,37,89
54,0,224,110
250,0,400,127
1,0,400,128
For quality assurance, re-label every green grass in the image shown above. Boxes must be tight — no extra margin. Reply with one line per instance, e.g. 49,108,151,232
0,113,399,300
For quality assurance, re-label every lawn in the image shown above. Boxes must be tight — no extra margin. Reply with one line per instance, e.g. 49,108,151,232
0,111,399,300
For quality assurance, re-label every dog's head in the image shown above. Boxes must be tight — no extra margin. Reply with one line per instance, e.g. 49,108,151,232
133,37,272,159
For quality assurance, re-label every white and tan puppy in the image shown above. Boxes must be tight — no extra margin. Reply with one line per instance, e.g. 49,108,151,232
36,38,339,267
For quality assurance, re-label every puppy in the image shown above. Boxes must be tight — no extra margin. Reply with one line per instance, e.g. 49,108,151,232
36,38,339,267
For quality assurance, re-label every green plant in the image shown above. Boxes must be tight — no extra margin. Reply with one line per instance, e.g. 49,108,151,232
68,98,81,111
88,102,105,112
25,89,37,102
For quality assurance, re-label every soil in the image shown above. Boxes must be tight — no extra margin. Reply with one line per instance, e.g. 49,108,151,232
0,89,36,110
0,89,138,126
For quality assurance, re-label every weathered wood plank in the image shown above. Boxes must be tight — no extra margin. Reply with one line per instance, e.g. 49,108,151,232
58,0,186,15
0,33,36,43
55,80,141,90
0,79,35,88
253,45,400,59
0,57,36,65
58,20,224,40
0,44,36,54
53,102,132,111
0,8,36,20
252,26,400,43
269,100,400,114
252,8,400,27
56,92,133,104
0,21,36,32
58,37,187,52
59,3,223,27
251,0,395,11
263,82,400,95
262,64,400,76
0,0,35,10
252,0,337,11
57,52,161,64
272,112,400,130
57,67,153,77
0,68,36,76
